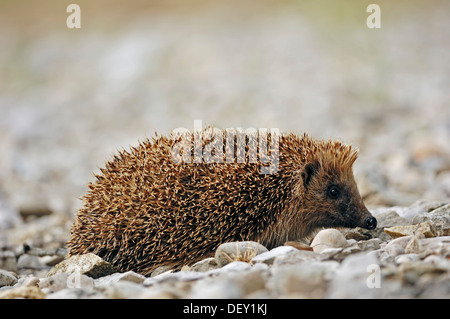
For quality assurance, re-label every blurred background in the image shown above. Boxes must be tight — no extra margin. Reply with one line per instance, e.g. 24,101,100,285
0,0,449,244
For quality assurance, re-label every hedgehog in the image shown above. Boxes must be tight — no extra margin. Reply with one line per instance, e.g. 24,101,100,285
67,127,377,275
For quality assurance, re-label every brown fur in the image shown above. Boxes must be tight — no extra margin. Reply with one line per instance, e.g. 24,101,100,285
67,130,375,275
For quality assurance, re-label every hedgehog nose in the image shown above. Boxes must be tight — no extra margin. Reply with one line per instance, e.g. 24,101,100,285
364,216,377,230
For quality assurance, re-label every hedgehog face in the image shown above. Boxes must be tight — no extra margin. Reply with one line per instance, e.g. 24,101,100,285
301,160,377,231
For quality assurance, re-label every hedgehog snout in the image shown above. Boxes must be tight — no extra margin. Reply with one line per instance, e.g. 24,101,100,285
363,216,377,230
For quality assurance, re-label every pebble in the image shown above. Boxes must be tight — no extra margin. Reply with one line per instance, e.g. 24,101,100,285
47,253,115,279
95,271,145,287
0,251,18,272
284,241,313,251
0,286,46,299
423,255,448,267
341,228,372,241
102,281,146,299
385,243,405,257
189,257,219,272
326,252,381,298
384,235,413,250
384,222,437,239
0,200,22,230
268,261,338,298
39,273,71,292
208,261,251,274
150,266,173,277
355,238,382,251
405,235,420,254
20,275,40,288
234,268,269,296
144,270,206,286
416,236,450,259
0,269,18,287
17,254,46,271
40,272,94,292
375,210,411,228
272,249,319,266
251,246,297,265
398,262,448,286
189,276,244,299
412,204,450,236
214,241,268,267
310,229,349,253
395,254,419,264
45,287,103,299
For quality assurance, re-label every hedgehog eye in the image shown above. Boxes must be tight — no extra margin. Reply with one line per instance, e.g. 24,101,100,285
327,185,340,199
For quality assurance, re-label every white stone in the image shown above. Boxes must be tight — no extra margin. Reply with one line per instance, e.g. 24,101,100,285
208,261,251,275
384,235,413,250
39,273,69,292
143,270,206,286
267,260,339,298
47,253,115,279
0,269,18,287
310,229,349,253
0,251,18,272
395,254,419,264
103,281,146,299
190,257,219,272
251,246,297,265
95,271,145,288
215,241,268,267
189,276,243,299
385,243,405,257
46,288,103,299
40,272,94,292
326,252,381,298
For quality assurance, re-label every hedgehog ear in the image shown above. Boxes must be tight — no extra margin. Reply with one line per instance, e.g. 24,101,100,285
302,161,320,189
